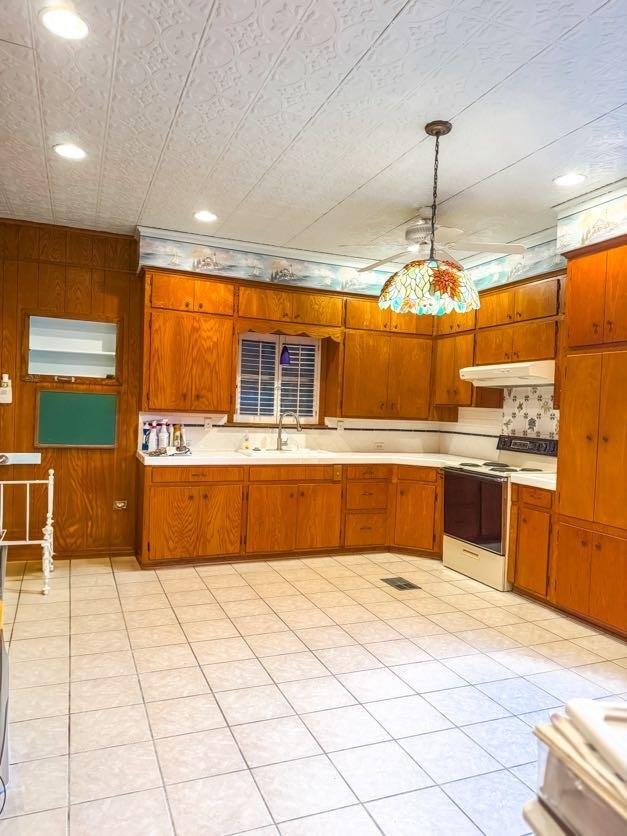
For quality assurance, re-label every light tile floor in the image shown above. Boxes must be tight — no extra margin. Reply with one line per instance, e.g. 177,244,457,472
2,552,627,835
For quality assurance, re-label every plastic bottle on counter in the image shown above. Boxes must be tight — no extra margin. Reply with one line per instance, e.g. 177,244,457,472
157,420,169,450
141,422,150,451
147,421,158,452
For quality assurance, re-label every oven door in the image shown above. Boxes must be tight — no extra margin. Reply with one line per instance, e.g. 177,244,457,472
443,467,508,555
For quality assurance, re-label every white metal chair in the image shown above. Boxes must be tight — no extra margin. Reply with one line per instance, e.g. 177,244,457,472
0,470,55,594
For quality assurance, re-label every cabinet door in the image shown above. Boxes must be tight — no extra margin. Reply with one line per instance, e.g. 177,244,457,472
514,507,551,597
239,286,292,321
151,273,195,311
246,484,297,553
567,252,606,347
296,483,342,550
552,523,591,616
389,310,433,335
197,484,243,557
557,353,601,521
193,280,234,315
512,321,556,361
386,336,431,419
433,337,455,405
149,487,199,559
342,331,390,417
291,293,343,326
589,532,627,632
434,309,476,335
345,298,389,331
595,351,627,529
475,327,513,364
394,481,436,551
192,315,233,411
604,245,627,343
148,310,194,409
477,289,515,328
452,334,475,405
514,278,558,322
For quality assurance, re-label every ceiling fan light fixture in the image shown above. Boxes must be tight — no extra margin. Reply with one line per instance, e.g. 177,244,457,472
553,172,586,187
378,120,479,317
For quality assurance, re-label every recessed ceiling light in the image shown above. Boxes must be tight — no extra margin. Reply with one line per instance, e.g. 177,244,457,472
553,172,586,187
53,143,86,160
194,210,218,222
41,7,88,40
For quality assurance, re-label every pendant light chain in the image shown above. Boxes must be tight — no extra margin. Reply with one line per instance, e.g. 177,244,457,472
429,134,440,261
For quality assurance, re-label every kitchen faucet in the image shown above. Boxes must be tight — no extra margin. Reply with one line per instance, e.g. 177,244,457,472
276,411,303,450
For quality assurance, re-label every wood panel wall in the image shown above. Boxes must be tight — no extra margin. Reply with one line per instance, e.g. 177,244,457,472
0,219,140,559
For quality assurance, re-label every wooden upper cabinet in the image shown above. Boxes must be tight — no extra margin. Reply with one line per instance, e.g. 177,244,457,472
434,308,476,335
246,484,297,553
295,483,342,550
557,352,601,521
394,480,437,551
387,336,431,419
432,334,472,405
239,286,292,321
342,331,389,417
589,532,627,632
192,279,234,315
552,523,592,616
148,310,195,410
512,321,556,361
453,334,474,405
151,273,195,311
594,350,627,530
192,314,233,412
514,507,551,597
291,292,343,326
150,272,234,315
389,310,433,336
345,298,389,331
567,252,607,347
477,288,515,328
475,327,513,364
604,244,627,343
514,278,559,322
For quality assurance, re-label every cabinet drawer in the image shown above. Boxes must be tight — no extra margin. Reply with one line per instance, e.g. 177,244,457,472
520,485,553,509
397,466,438,482
346,465,393,480
248,465,339,482
151,466,244,483
346,481,389,510
344,513,388,546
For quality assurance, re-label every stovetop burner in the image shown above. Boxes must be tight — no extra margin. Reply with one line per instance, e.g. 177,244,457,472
482,461,502,466
520,467,542,472
459,462,481,467
488,466,517,472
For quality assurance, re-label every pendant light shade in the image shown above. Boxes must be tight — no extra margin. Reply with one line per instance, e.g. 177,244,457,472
378,120,480,317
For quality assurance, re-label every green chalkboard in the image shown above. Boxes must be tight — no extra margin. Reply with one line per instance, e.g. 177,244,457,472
36,391,118,448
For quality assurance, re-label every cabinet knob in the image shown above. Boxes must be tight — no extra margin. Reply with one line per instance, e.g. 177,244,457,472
188,495,193,500
393,323,398,330
507,313,513,320
516,311,522,318
300,491,304,498
594,542,602,551
521,517,527,524
606,320,613,330
379,401,385,410
602,435,609,443
202,493,208,499
585,434,593,441
294,313,300,319
581,539,588,547
289,492,295,498
592,322,599,332
400,489,405,496
185,301,190,308
198,302,203,309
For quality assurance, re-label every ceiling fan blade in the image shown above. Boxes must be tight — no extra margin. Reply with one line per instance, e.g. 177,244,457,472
451,241,526,255
433,226,465,244
357,251,409,273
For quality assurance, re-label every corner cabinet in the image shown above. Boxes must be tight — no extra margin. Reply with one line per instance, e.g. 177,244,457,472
342,331,431,419
146,309,233,412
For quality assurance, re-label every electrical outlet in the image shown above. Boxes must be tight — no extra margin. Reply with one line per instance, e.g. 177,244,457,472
337,420,345,431
375,442,384,450
113,500,128,510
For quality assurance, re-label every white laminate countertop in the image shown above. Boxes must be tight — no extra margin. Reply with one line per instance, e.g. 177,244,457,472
137,450,557,491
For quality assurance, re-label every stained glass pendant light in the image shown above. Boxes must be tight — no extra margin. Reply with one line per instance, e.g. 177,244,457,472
378,121,480,317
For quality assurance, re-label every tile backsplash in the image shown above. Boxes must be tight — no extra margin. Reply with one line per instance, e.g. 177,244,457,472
501,386,559,438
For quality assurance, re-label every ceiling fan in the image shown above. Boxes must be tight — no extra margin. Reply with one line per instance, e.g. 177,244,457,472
356,206,526,274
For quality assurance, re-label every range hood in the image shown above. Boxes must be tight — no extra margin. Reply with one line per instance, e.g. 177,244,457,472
459,360,555,388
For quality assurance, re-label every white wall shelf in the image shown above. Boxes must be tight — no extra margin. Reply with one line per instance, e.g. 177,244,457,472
28,316,117,380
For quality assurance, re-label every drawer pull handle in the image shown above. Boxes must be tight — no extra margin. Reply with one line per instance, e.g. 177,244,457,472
360,526,372,531
362,491,374,497
462,548,479,559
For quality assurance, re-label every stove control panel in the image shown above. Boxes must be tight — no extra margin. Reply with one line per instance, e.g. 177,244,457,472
497,435,557,457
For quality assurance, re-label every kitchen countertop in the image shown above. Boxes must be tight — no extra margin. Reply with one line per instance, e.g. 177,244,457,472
137,450,557,491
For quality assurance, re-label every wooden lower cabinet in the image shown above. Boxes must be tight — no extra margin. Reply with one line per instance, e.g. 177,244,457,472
394,480,437,552
514,506,551,597
246,481,341,554
148,484,243,560
246,484,298,553
551,522,592,617
296,483,342,550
